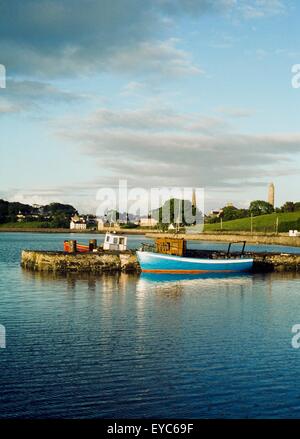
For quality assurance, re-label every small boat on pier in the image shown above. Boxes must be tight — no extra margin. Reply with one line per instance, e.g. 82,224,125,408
137,237,253,274
63,232,128,253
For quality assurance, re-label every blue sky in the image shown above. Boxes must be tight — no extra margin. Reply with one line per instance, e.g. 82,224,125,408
0,0,300,213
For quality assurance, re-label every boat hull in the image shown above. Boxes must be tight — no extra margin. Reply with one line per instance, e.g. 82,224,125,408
136,251,253,274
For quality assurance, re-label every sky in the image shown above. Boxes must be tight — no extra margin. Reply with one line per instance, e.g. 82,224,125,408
0,0,300,214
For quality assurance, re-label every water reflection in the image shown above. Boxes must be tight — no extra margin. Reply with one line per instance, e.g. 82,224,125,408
21,267,140,294
21,267,300,298
137,272,253,295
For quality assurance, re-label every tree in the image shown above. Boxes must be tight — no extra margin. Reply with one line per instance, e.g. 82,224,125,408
153,198,203,226
249,200,274,216
8,202,32,215
50,213,70,228
43,203,77,217
0,199,9,223
281,201,295,213
220,205,239,221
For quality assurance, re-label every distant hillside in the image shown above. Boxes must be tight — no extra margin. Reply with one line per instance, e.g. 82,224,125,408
204,211,300,233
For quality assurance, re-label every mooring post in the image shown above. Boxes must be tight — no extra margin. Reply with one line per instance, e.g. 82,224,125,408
69,240,77,253
89,239,97,251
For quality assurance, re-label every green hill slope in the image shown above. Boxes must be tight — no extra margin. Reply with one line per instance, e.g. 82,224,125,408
204,211,300,233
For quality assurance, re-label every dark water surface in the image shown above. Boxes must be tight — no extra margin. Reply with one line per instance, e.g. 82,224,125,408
1,232,300,418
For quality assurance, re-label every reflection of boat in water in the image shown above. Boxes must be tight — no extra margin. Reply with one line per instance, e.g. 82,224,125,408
137,237,253,275
137,271,253,295
139,271,253,284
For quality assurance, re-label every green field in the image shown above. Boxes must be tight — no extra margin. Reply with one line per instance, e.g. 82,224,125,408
0,221,48,229
204,211,300,233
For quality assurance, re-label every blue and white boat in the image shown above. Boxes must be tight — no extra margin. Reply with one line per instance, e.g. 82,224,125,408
137,251,253,274
136,238,253,274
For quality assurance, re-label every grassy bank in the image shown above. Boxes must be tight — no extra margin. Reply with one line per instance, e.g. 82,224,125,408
0,221,48,228
0,224,156,234
204,211,300,233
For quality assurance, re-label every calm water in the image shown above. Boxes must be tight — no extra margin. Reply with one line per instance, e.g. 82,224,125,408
1,232,300,419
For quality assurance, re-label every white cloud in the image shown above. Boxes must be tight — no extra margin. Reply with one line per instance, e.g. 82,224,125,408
0,79,86,114
108,39,203,78
238,0,286,19
56,105,300,191
217,106,255,118
0,100,21,114
120,81,146,96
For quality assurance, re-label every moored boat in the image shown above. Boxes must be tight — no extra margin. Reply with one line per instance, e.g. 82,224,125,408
136,237,253,274
63,233,128,253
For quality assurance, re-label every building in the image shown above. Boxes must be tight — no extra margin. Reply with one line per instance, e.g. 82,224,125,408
268,182,275,207
97,218,105,231
97,217,121,231
139,217,158,227
208,209,223,218
70,214,87,230
16,211,26,222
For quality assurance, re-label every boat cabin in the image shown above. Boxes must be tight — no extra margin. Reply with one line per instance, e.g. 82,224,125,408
103,232,127,251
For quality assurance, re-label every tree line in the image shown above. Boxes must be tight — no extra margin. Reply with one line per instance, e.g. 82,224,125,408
0,200,77,228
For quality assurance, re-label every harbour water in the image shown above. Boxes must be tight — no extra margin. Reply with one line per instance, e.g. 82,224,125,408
1,232,300,418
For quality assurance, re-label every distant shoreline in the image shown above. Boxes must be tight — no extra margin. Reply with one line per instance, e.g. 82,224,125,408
0,227,156,235
2,228,300,248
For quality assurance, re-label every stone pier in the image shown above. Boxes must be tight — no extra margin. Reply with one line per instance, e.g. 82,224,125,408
21,250,140,273
20,249,300,274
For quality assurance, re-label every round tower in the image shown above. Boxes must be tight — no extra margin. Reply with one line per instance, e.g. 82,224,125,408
268,182,275,207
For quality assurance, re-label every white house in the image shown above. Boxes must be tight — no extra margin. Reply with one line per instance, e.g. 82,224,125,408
289,230,300,237
16,211,27,222
70,214,87,230
97,218,105,231
139,217,158,227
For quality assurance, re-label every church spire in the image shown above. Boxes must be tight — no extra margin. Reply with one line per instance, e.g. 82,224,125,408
192,189,196,209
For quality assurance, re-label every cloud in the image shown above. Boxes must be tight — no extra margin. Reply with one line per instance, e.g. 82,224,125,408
121,81,146,96
238,0,286,19
0,79,85,113
158,0,236,16
0,0,286,78
75,107,227,133
217,106,255,118
0,0,197,78
108,39,202,78
56,105,300,190
0,100,21,114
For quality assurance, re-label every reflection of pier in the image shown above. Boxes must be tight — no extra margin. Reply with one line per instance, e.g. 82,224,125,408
21,269,140,293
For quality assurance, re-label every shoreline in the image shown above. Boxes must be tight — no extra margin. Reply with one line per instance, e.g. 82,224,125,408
0,227,157,235
1,227,300,248
146,232,300,248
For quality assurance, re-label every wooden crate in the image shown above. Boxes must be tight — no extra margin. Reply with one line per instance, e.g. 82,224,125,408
155,238,186,256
